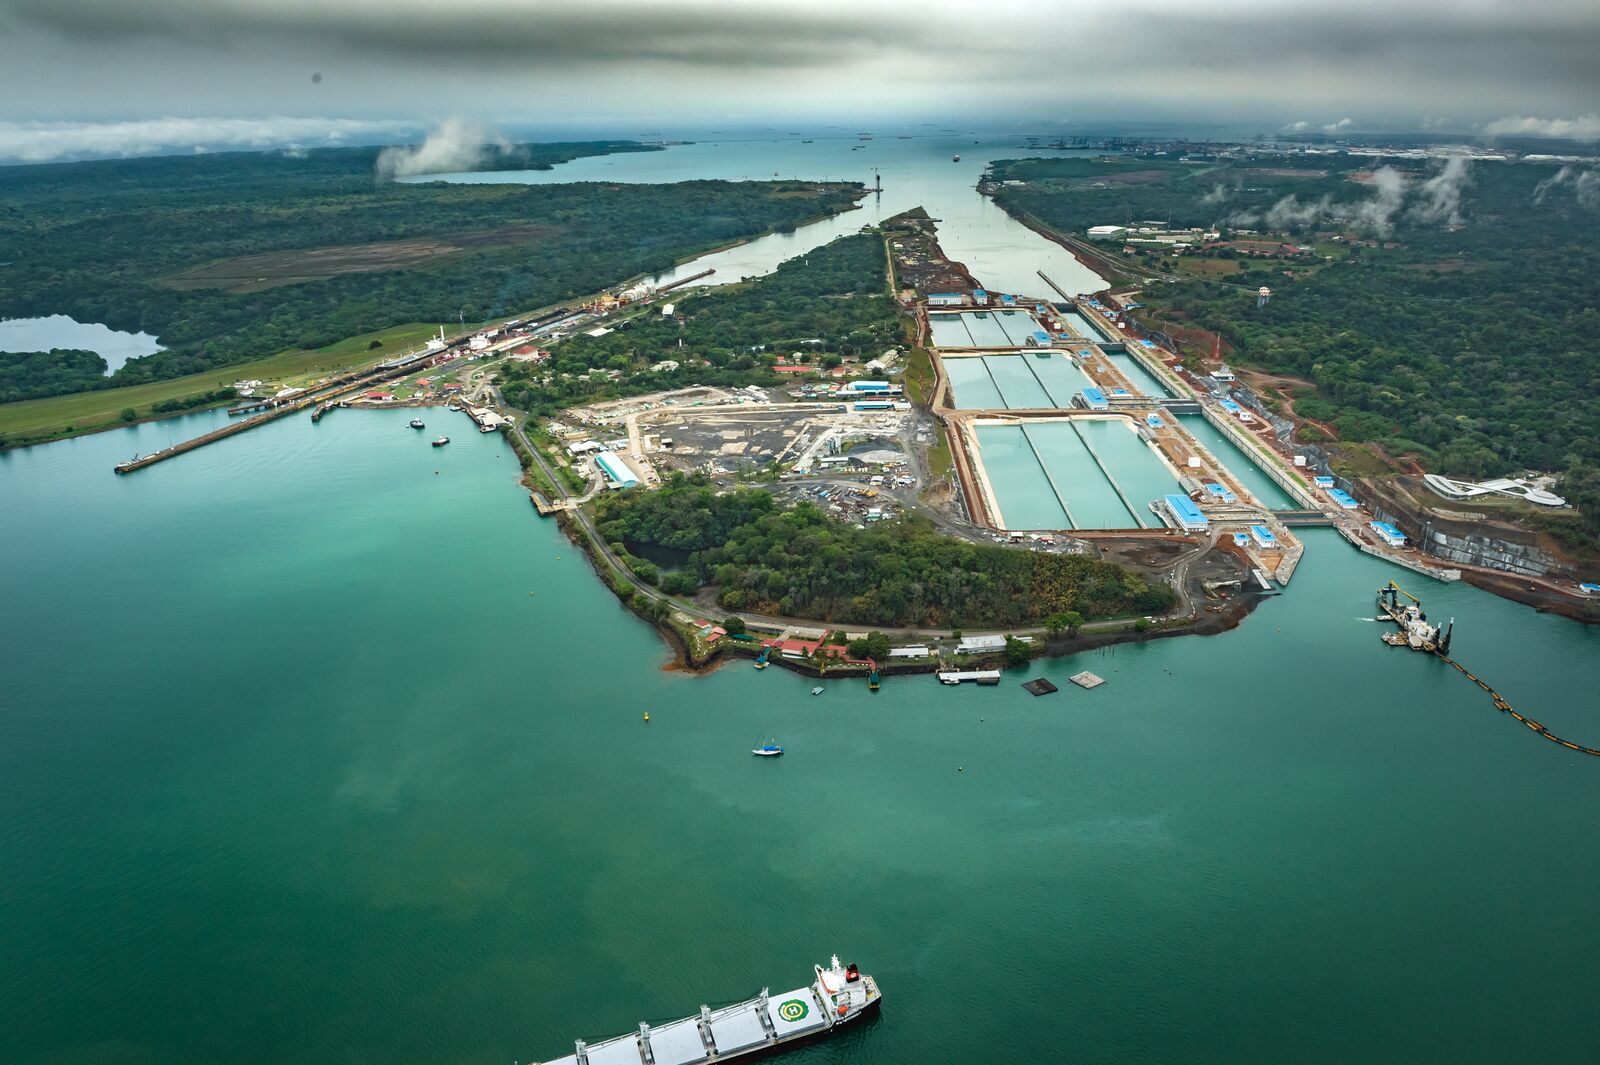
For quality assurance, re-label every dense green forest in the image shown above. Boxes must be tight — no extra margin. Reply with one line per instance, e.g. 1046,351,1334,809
496,230,898,415
990,155,1600,482
0,349,108,402
0,144,862,399
595,474,1173,627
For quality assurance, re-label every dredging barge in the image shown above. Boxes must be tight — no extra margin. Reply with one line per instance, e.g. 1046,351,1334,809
534,955,880,1065
1376,581,1452,654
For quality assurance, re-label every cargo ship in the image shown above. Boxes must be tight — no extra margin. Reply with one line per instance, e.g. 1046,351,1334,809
533,955,880,1065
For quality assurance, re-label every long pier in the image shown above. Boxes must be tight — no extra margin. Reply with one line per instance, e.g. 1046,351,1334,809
113,361,416,474
1036,270,1073,302
657,268,715,293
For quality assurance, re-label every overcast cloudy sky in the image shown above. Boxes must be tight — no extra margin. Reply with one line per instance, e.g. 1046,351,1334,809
0,0,1596,161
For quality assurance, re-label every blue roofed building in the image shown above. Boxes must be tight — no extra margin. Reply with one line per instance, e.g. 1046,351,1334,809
595,451,639,489
1370,521,1407,547
1328,488,1360,509
1160,493,1209,532
1075,387,1110,411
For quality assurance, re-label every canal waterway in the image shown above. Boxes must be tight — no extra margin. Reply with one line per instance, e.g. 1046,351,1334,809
1109,350,1173,398
1177,412,1295,508
4,409,1599,1065
413,136,1107,298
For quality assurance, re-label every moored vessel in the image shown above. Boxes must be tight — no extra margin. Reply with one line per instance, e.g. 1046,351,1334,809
533,955,879,1065
409,417,425,429
1376,581,1452,653
432,436,450,447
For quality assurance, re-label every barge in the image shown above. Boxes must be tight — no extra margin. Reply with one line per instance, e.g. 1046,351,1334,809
1376,581,1452,654
535,955,879,1065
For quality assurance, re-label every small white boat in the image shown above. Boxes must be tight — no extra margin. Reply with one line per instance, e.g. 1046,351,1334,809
752,744,784,757
431,436,450,447
811,686,824,696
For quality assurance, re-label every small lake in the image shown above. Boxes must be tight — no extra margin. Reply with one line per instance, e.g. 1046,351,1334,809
0,315,163,374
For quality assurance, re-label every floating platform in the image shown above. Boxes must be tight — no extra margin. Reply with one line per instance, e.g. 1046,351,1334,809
1022,678,1059,696
534,956,879,1065
938,670,1002,685
1068,671,1105,690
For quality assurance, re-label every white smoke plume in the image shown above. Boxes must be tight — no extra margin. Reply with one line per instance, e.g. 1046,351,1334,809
1533,165,1573,204
1409,156,1471,225
1531,165,1600,208
1264,194,1332,230
1576,171,1600,209
375,118,512,180
1199,182,1233,205
1344,166,1407,236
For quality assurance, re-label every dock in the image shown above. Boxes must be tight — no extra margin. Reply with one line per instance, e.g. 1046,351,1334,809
657,268,715,293
938,670,1002,685
113,351,435,474
1068,671,1105,689
1022,678,1059,696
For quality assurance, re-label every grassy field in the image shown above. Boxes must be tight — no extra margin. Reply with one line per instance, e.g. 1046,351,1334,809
924,423,954,484
902,344,935,406
0,321,437,447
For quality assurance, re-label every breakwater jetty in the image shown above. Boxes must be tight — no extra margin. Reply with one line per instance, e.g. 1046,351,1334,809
113,352,434,474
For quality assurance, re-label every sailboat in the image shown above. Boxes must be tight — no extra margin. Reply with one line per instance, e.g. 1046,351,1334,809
752,742,784,757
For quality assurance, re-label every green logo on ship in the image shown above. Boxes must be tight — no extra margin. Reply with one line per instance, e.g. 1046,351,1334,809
777,999,809,1022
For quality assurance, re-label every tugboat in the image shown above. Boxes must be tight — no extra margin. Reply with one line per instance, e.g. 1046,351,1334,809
431,436,450,448
529,955,879,1065
953,154,961,162
408,417,426,429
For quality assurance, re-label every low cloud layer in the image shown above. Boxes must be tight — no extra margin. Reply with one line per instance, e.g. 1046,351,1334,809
1483,114,1600,142
375,118,509,179
0,115,410,163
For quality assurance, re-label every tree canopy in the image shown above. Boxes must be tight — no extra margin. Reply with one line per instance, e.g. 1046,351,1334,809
595,473,1173,628
0,144,863,401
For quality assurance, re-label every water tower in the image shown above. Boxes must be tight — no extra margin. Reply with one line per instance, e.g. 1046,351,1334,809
1257,286,1272,309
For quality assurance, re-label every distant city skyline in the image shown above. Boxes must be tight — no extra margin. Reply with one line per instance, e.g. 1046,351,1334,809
0,0,1595,162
